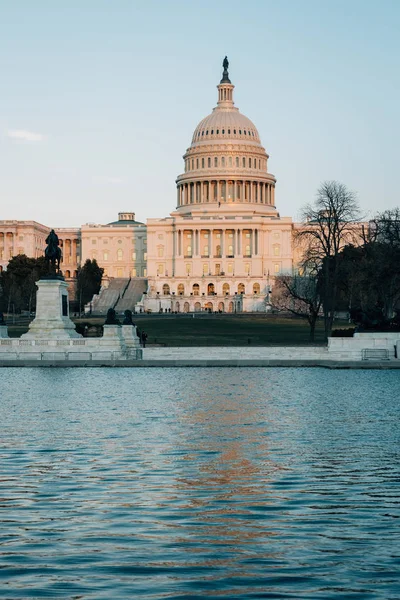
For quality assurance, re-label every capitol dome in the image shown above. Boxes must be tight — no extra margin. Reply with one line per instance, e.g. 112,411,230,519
176,58,277,213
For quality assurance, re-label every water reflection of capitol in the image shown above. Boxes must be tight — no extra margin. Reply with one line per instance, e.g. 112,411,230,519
0,59,299,313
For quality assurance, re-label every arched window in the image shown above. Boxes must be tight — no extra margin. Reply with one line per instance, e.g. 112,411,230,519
193,283,200,295
178,283,185,295
117,248,123,261
208,157,211,168
163,284,170,295
248,157,251,168
208,283,215,295
236,157,239,167
65,270,71,278
221,157,225,167
228,156,232,167
223,283,230,295
218,302,225,312
253,283,260,294
254,158,257,168
184,302,190,313
202,158,205,168
242,157,246,168
194,302,201,312
214,157,218,167
238,283,245,294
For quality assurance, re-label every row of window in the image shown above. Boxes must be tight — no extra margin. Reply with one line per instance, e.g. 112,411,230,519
185,156,266,172
91,238,146,245
92,250,147,261
161,282,261,295
196,128,256,138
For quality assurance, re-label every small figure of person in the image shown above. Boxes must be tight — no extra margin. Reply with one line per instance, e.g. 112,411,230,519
141,331,148,348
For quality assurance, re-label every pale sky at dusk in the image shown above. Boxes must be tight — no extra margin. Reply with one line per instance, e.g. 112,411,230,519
1,0,399,227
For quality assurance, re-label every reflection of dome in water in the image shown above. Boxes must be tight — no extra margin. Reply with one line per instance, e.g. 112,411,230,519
175,58,277,212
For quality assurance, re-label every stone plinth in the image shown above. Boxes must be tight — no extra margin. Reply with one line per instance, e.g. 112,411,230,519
0,326,8,338
22,278,81,339
122,325,141,348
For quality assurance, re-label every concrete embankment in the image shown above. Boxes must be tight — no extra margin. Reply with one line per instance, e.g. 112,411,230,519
1,346,400,368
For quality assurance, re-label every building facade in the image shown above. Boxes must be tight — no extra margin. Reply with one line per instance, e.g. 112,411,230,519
1,60,302,313
144,59,294,312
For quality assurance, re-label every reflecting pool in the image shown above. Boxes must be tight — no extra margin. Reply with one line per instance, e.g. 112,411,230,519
0,368,399,599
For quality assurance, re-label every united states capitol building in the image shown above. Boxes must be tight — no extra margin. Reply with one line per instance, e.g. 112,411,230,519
0,60,300,313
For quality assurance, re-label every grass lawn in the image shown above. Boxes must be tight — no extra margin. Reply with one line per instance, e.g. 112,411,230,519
6,314,351,346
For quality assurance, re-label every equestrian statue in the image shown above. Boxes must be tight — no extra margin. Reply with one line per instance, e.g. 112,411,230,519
44,229,62,275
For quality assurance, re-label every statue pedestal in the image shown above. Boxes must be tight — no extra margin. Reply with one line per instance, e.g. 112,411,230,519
22,278,81,339
0,325,8,338
122,325,141,348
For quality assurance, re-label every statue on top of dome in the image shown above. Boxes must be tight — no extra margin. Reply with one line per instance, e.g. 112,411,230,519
221,56,231,84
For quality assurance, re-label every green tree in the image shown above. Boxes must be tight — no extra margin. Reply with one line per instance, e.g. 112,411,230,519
76,259,104,314
1,255,48,314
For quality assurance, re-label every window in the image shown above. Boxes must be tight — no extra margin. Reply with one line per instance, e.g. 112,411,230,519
103,251,108,261
274,263,280,273
254,158,257,168
132,251,136,260
245,245,251,257
211,130,214,134
222,129,225,134
104,239,108,244
186,263,191,275
191,159,194,170
208,157,211,168
19,235,24,241
118,239,122,244
238,283,245,294
228,129,231,134
158,246,164,257
92,239,96,244
204,233,209,238
117,268,123,277
228,233,233,238
132,268,137,277
248,158,251,168
221,157,225,167
216,129,219,134
214,157,218,167
163,283,170,295
186,245,192,257
143,252,147,260
157,264,164,275
228,244,233,256
246,233,251,238
203,245,209,257
239,129,242,134
193,283,200,295
196,158,199,169
216,233,221,239
223,283,230,294
242,157,246,168
253,283,260,294
203,263,209,275
143,268,147,276
206,130,208,136
202,158,205,168
187,233,192,239
178,283,185,295
274,245,280,256
236,157,239,167
117,249,123,261
228,156,232,167
245,263,250,275
227,263,233,274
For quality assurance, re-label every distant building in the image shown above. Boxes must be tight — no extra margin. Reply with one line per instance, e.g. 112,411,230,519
0,60,315,313
144,60,295,312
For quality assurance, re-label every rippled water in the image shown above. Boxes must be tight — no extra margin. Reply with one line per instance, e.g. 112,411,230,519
0,368,399,599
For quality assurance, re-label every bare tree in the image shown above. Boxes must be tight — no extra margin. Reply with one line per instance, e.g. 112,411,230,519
271,273,322,342
296,181,361,338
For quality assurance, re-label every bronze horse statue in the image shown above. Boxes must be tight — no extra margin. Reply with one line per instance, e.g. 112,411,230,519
44,229,62,274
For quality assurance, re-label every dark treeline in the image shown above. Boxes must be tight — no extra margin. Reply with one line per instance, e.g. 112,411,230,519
272,182,400,340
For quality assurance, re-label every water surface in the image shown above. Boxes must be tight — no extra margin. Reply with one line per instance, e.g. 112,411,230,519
0,368,399,599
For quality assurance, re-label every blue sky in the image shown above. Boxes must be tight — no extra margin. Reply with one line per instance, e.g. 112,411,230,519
0,0,399,227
